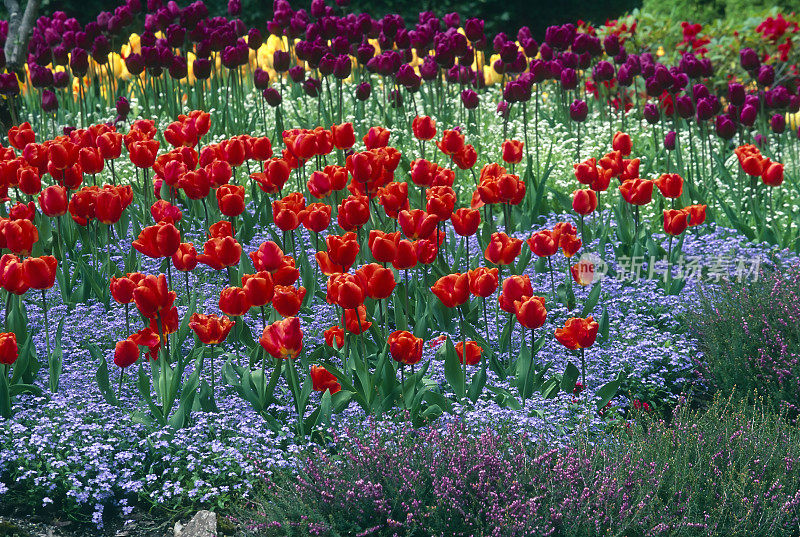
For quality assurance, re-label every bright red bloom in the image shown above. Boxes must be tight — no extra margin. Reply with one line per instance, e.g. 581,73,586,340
9,202,35,221
663,209,689,236
451,208,480,237
378,181,409,219
128,139,160,168
310,365,341,393
356,263,396,300
612,131,632,156
217,184,246,217
307,170,333,199
574,158,599,185
452,144,477,170
151,200,182,223
39,185,68,217
762,162,784,186
501,139,524,164
368,230,400,263
0,332,18,365
392,239,417,270
260,317,303,360
619,178,653,206
467,267,499,297
331,123,355,150
527,230,558,257
299,202,331,233
342,305,372,334
250,159,291,194
197,236,242,270
414,239,438,265
555,316,599,349
388,330,424,365
514,295,547,329
22,255,57,289
219,286,251,317
250,241,284,272
735,145,768,177
172,243,198,272
437,129,465,156
426,185,456,221
337,194,370,231
572,189,597,215
498,275,532,313
241,271,274,307
133,221,181,258
324,325,344,348
455,340,482,366
560,234,582,258
412,116,437,140
1,219,38,256
654,173,683,199
0,254,29,295
327,273,366,310
684,204,706,226
189,312,235,346
17,166,41,196
8,122,35,150
133,274,176,319
114,338,140,368
272,285,307,317
110,274,143,304
485,232,522,265
431,273,470,308
398,209,437,240
96,185,131,225
363,126,390,150
317,232,359,274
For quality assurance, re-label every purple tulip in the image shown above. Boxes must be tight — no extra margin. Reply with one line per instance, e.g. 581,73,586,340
192,57,212,80
496,100,510,119
676,95,694,119
740,104,758,127
69,47,89,76
770,114,786,134
355,81,371,101
464,18,483,41
41,89,58,112
592,61,614,83
333,55,351,80
728,83,746,106
664,131,677,151
757,65,775,87
461,89,479,109
560,68,578,90
715,115,736,140
253,68,270,90
169,56,187,79
643,102,660,125
262,87,282,107
739,47,760,71
569,99,588,122
53,71,69,89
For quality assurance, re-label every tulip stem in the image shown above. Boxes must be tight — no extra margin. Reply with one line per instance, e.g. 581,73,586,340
124,303,130,336
400,364,406,411
459,307,468,413
118,368,124,400
41,290,50,358
547,257,556,303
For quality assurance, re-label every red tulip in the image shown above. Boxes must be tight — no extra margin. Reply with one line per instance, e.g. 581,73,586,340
132,274,176,319
451,208,480,237
368,230,400,263
337,194,370,231
388,330,424,365
133,221,181,258
39,185,68,217
572,189,597,215
619,178,653,206
189,313,235,345
498,275,532,313
217,184,246,217
242,271,274,307
392,239,417,270
310,365,341,393
412,116,437,140
0,332,18,365
514,295,547,329
612,131,632,156
437,129,465,156
555,316,599,349
2,219,39,256
273,285,306,317
299,202,331,233
363,126,390,150
22,255,57,289
0,254,29,295
501,139,524,164
356,263,396,300
219,286,251,317
110,274,143,304
485,232,522,265
342,305,372,334
197,236,242,270
398,209,438,240
455,340,482,366
762,162,784,186
467,267,499,297
331,122,355,150
260,316,303,360
114,338,140,368
431,273,469,308
685,204,706,227
663,209,689,236
527,230,558,257
324,325,344,348
654,173,683,199
327,273,366,310
250,241,284,272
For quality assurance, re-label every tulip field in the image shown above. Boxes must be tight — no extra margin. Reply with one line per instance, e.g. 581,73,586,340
1,0,800,535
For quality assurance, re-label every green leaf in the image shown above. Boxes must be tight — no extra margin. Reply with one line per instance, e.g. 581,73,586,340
581,283,602,317
440,337,465,399
48,318,65,393
596,371,626,410
94,348,119,406
561,362,580,393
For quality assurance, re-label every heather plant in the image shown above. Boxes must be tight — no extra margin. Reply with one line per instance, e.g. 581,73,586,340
238,394,800,537
690,264,800,418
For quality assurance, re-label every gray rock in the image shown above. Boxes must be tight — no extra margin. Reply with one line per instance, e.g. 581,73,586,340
173,511,216,537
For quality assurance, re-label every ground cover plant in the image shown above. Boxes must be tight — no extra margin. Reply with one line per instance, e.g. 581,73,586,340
0,0,799,535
